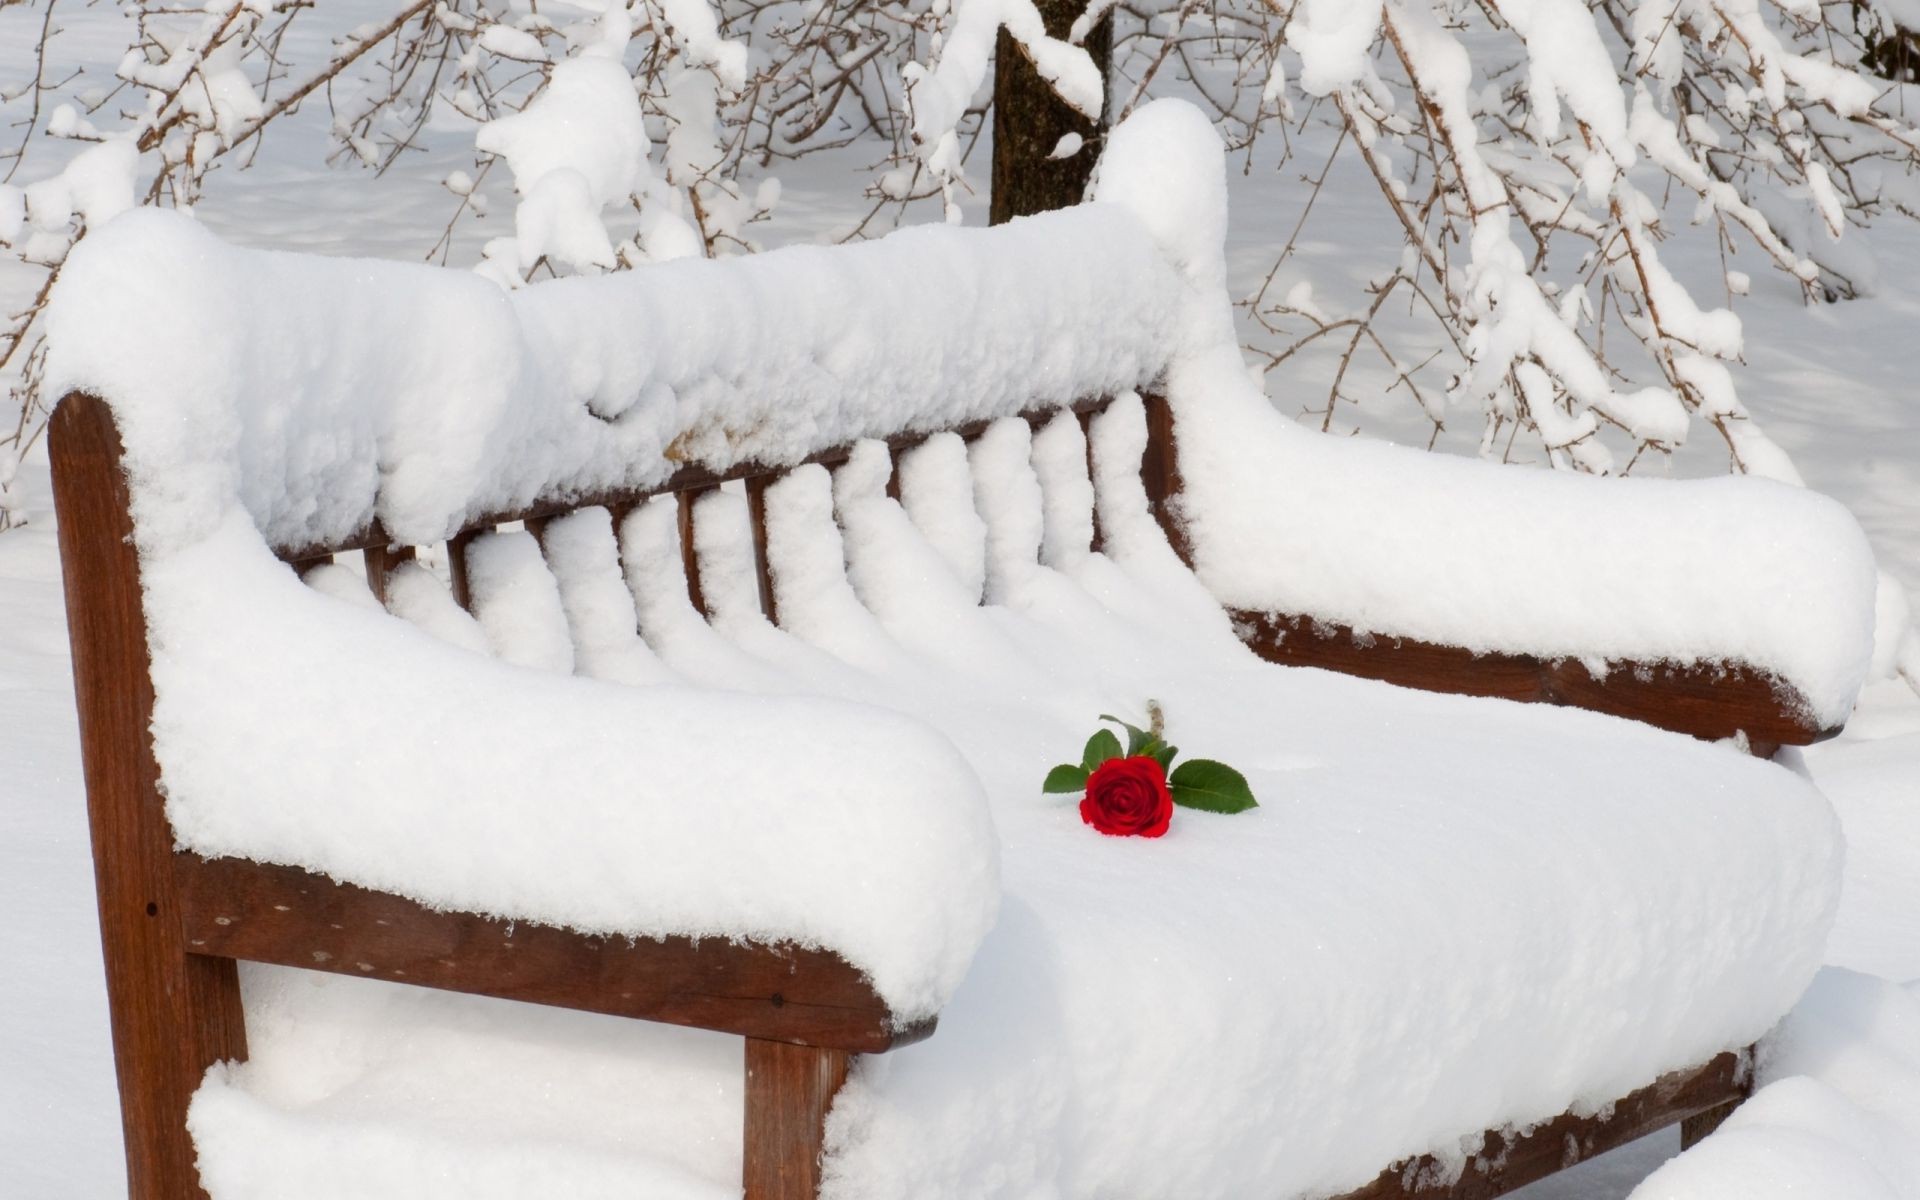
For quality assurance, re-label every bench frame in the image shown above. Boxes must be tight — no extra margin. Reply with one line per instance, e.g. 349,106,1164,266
53,385,1799,1198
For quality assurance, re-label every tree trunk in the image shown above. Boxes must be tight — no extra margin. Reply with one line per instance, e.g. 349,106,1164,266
989,2,1112,225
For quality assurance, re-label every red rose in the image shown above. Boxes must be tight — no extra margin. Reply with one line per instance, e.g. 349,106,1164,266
1080,755,1174,838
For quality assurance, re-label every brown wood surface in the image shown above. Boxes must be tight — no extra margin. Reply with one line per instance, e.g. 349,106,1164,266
1232,612,1831,748
1138,390,1190,563
50,394,248,1200
745,474,779,625
1075,406,1104,554
678,486,711,617
361,540,414,605
743,1038,852,1200
1333,1051,1747,1200
1680,1097,1744,1149
175,854,927,1054
446,528,477,611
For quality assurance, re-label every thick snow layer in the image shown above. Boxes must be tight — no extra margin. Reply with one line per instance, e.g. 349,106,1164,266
41,202,1181,558
145,511,999,1024
1170,342,1878,727
183,400,1843,1196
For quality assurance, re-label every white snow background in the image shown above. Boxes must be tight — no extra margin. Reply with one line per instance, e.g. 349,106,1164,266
4,3,1920,1198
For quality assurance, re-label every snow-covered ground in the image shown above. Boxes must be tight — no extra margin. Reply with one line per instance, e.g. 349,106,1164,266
5,5,1920,1198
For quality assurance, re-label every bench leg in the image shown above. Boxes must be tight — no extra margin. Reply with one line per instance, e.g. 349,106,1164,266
52,394,250,1198
98,931,247,1199
1679,1097,1741,1149
743,1039,851,1200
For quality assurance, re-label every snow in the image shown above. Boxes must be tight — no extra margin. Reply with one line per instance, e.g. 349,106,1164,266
42,203,1181,558
141,508,999,1025
1171,353,1877,728
154,395,1848,1198
1628,970,1920,1200
466,528,577,672
6,7,1920,1198
475,56,649,273
39,99,1877,734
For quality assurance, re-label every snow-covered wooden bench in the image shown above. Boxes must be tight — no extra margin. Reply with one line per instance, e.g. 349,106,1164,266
46,101,1873,1200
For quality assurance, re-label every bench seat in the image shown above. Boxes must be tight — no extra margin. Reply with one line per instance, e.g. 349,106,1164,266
42,99,1868,1199
179,479,1839,1198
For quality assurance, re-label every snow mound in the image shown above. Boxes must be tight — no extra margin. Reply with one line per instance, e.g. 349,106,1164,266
1628,970,1920,1200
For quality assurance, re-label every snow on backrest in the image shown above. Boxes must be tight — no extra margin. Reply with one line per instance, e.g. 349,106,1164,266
42,200,1184,563
40,95,1880,732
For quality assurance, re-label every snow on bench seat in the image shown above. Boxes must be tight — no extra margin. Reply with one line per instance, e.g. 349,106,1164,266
179,436,1841,1196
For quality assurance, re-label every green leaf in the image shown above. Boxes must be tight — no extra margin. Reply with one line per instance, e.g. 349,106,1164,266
1168,759,1258,814
1082,728,1123,772
1152,742,1178,772
1100,713,1151,756
1042,764,1090,794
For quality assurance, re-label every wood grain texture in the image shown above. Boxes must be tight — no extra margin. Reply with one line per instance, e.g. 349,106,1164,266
1333,1051,1748,1200
175,854,928,1054
744,1038,852,1200
49,393,248,1200
1231,611,1832,748
1680,1097,1745,1150
745,474,779,626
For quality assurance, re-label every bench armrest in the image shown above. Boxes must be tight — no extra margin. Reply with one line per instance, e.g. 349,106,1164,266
1156,389,1878,745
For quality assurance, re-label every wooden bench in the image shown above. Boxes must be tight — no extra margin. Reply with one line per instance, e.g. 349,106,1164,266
50,372,1827,1198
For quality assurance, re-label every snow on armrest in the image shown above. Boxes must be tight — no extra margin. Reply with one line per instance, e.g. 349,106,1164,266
1169,342,1878,732
140,512,997,1025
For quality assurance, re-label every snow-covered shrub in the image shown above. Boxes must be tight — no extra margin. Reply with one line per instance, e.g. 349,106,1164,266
1167,0,1920,480
7,0,1920,530
0,0,971,526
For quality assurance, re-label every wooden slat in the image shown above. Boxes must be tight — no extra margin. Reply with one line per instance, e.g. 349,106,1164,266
678,488,710,617
362,540,414,606
274,396,1120,564
173,854,927,1055
1680,1097,1743,1149
446,529,477,611
1076,406,1104,555
743,1038,851,1200
1138,390,1188,563
1332,1051,1748,1200
49,394,248,1200
1232,611,1830,748
745,474,779,626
